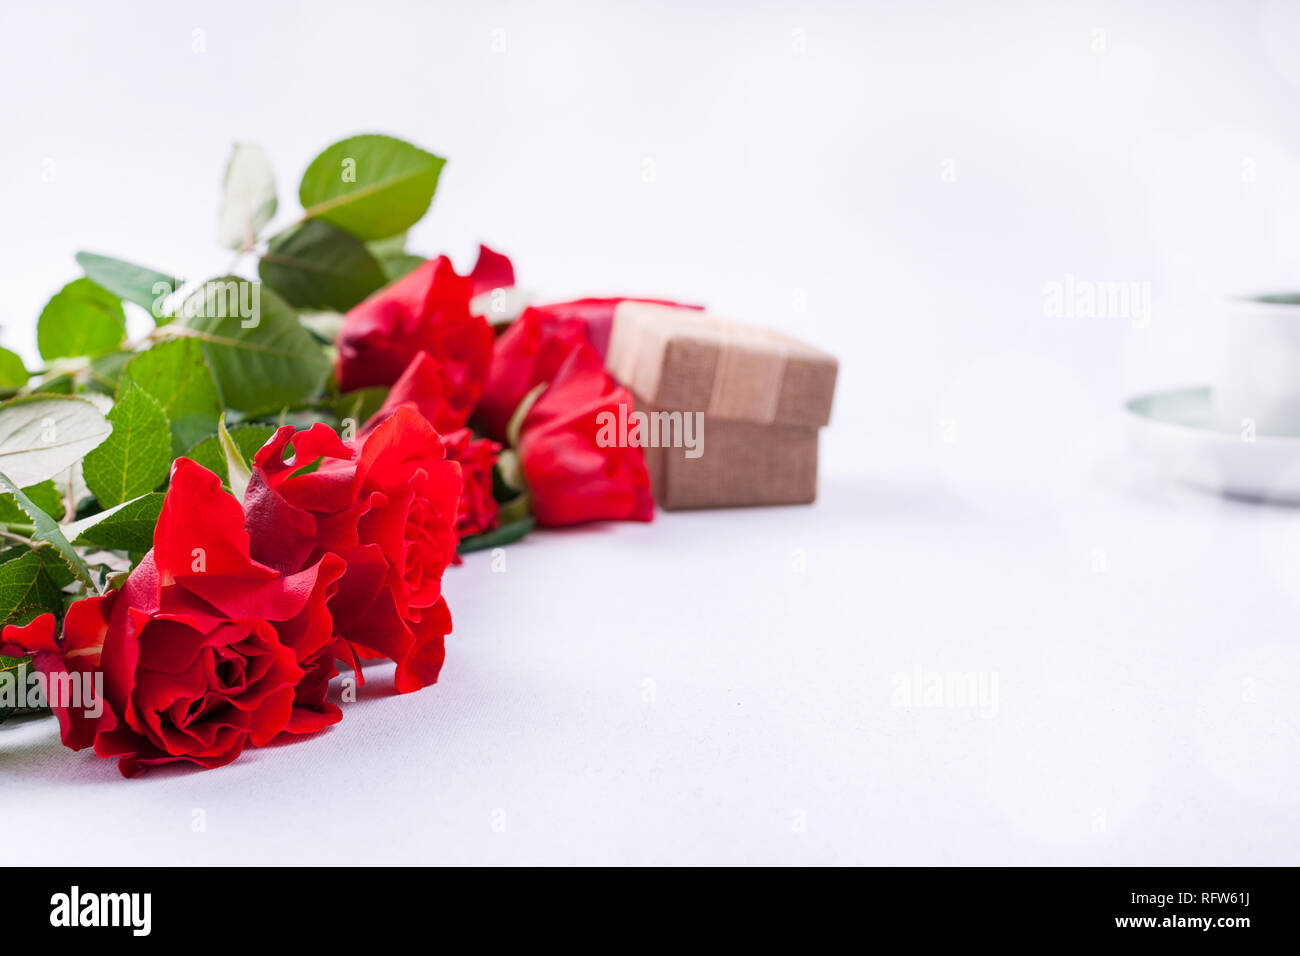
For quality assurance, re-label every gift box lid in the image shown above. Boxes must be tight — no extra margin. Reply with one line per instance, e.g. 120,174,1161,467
606,302,837,428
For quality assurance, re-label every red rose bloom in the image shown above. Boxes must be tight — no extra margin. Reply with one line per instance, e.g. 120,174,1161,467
0,613,76,742
467,244,515,297
243,409,462,693
441,427,500,539
475,306,590,442
520,297,700,360
335,246,510,430
354,350,448,440
517,342,655,527
1,458,347,777
475,297,699,441
352,352,498,541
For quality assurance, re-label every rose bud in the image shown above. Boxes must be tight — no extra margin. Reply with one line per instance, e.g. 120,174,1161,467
441,427,501,541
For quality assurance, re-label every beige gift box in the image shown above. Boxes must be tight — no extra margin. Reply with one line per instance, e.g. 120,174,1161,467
606,303,838,510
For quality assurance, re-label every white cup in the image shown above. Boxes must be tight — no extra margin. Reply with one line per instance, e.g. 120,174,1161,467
1214,294,1300,437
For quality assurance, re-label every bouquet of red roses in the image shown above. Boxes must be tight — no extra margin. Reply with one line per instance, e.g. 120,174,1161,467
0,134,666,776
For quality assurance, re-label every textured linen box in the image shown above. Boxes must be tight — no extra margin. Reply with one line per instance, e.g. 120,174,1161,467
606,303,837,509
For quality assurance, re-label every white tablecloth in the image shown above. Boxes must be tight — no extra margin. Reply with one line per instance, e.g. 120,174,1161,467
5,456,1299,865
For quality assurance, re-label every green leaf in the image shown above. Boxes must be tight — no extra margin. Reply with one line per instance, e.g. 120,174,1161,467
82,381,172,507
37,278,126,360
0,543,77,590
185,424,276,486
0,474,97,592
0,549,66,624
299,310,344,344
365,233,407,258
66,492,164,553
378,252,425,283
217,414,251,501
0,346,28,389
121,338,221,453
0,644,43,723
31,542,76,589
75,252,177,317
176,278,330,411
86,350,133,396
267,408,339,432
0,394,112,487
217,143,278,249
365,233,425,282
0,479,64,525
497,490,530,526
299,134,445,240
31,375,74,395
331,387,388,428
259,219,387,312
457,516,534,554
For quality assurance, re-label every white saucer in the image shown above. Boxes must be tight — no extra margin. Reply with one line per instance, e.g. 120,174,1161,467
1125,387,1300,503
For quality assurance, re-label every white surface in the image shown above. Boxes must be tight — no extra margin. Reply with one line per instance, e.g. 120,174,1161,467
4,0,1300,865
4,472,1300,866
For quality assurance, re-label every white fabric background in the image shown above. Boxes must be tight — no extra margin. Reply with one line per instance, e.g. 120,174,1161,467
3,0,1300,865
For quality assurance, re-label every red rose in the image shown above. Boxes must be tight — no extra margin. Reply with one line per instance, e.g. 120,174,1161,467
517,342,655,527
519,297,699,359
467,244,515,297
349,352,498,541
335,246,511,430
1,458,347,777
475,297,699,441
354,350,447,440
474,306,589,442
441,427,501,539
0,613,76,741
244,409,462,693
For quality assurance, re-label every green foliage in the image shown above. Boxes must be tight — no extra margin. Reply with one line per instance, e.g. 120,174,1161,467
121,337,222,453
37,278,126,360
75,252,177,316
0,549,66,625
66,492,164,554
367,234,425,282
299,134,445,240
0,479,64,525
260,219,387,311
331,387,388,427
0,394,112,488
217,414,252,501
217,143,278,249
86,350,133,396
176,279,330,412
82,380,172,507
0,346,28,389
4,133,455,630
185,424,276,487
0,474,98,592
458,516,535,554
0,648,37,724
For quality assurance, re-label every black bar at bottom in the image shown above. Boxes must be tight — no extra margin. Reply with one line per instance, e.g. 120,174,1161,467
1,866,1287,942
